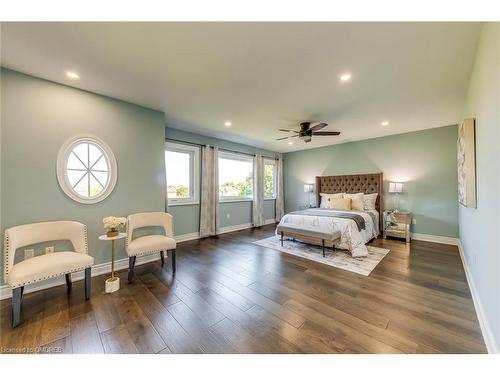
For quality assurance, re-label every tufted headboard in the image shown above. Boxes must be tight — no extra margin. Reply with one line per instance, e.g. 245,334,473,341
315,173,384,229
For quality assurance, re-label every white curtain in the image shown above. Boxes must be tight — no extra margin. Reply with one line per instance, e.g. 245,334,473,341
275,158,284,221
199,145,219,237
252,154,265,227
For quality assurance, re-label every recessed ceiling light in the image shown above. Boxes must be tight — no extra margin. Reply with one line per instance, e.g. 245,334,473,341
339,73,351,82
224,121,232,127
381,121,389,126
288,141,293,145
66,71,79,79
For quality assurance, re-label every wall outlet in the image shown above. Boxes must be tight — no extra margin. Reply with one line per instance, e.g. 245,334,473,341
45,246,55,254
412,218,417,225
226,213,230,219
24,249,35,260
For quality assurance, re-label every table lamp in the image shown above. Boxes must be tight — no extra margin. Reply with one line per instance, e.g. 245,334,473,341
388,182,404,212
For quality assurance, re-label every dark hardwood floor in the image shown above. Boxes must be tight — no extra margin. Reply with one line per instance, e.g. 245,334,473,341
0,224,487,354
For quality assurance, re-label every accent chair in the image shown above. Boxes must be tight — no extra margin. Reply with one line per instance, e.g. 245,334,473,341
125,212,176,283
4,221,94,327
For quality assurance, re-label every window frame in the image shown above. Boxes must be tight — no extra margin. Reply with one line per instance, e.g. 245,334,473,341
218,151,254,202
263,158,277,200
165,141,200,206
56,135,117,204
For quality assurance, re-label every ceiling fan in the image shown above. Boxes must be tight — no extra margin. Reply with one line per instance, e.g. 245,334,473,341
277,122,341,143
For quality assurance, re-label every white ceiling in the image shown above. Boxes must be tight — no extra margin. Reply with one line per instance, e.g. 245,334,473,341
1,22,481,152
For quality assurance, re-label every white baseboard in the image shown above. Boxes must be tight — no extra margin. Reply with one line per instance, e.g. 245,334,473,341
457,240,498,354
265,218,277,225
174,232,200,242
411,232,459,245
217,222,254,234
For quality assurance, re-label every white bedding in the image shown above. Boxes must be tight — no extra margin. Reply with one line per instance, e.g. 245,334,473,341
277,209,380,257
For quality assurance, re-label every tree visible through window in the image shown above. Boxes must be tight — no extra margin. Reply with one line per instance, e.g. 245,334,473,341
165,142,200,205
219,153,253,199
165,150,191,199
57,135,117,204
264,159,276,198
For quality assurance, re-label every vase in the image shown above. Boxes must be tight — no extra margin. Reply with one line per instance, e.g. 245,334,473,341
106,230,119,238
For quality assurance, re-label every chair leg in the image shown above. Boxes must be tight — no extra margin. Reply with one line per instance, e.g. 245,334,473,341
65,273,72,290
84,267,91,300
20,286,24,299
170,250,176,274
128,256,136,284
280,232,284,246
160,251,165,266
322,239,325,258
12,287,22,328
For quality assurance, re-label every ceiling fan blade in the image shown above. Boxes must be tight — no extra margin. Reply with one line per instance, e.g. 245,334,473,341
309,123,328,132
312,131,341,136
276,135,299,141
278,129,299,133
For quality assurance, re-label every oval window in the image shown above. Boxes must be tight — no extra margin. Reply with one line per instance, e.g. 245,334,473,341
57,135,117,204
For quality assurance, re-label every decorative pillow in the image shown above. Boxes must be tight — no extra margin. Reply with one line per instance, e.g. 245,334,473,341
319,192,344,208
328,198,352,210
363,193,378,210
344,193,364,211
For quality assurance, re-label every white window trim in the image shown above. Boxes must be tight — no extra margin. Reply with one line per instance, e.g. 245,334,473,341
218,150,254,202
56,135,117,204
264,157,277,200
165,141,200,206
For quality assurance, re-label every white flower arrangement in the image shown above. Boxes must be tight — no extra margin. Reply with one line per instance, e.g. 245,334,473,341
103,216,127,231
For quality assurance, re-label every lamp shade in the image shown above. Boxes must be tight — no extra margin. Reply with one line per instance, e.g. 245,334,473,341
304,184,314,193
389,182,404,193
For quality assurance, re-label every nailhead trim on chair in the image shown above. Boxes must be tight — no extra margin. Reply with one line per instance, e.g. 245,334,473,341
4,232,10,284
8,264,93,288
4,223,91,287
131,247,176,258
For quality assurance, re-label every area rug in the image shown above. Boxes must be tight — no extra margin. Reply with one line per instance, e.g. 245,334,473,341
253,236,389,276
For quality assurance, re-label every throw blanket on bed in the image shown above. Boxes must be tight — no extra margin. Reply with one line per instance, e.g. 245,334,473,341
289,209,366,231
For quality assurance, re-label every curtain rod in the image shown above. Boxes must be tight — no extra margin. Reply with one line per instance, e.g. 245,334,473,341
165,137,280,160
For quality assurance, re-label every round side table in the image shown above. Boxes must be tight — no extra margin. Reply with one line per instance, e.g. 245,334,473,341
98,232,127,293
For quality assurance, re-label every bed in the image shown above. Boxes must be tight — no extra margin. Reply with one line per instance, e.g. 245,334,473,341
277,173,383,257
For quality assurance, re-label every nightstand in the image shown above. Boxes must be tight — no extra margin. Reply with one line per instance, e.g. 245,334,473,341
383,211,412,243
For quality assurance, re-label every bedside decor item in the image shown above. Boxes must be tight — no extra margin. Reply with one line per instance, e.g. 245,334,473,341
457,118,477,208
56,135,118,204
384,211,412,243
388,182,404,212
103,216,127,237
303,183,314,207
99,232,127,293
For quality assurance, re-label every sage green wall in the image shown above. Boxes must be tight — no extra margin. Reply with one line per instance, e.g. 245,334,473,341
165,128,280,235
460,23,500,353
283,125,459,237
0,69,166,284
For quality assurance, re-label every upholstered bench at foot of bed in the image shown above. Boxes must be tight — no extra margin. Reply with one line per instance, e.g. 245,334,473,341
276,223,341,257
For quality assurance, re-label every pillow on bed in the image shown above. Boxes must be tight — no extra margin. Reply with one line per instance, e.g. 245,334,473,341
328,198,352,210
363,193,378,210
344,193,364,211
319,193,344,208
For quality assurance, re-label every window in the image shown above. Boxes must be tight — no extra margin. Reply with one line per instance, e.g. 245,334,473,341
264,158,277,199
56,135,117,204
165,142,200,205
219,152,253,201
